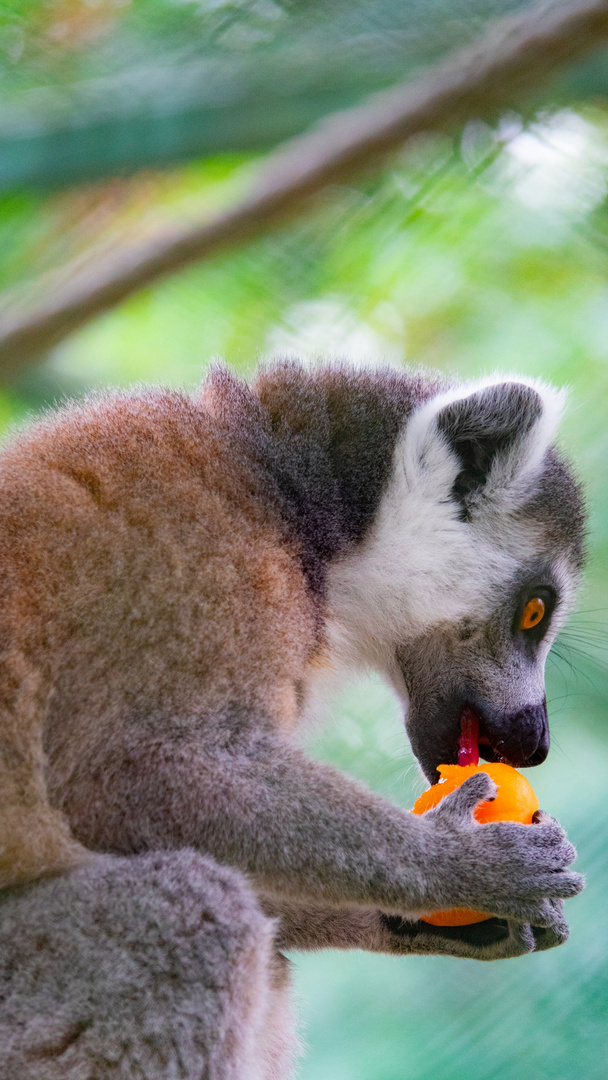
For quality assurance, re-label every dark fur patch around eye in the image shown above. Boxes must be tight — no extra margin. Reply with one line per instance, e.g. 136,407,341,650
436,384,542,521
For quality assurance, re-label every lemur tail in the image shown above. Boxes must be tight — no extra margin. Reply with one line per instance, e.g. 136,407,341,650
0,651,91,889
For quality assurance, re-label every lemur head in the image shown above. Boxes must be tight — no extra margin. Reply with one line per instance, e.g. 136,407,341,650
325,376,585,782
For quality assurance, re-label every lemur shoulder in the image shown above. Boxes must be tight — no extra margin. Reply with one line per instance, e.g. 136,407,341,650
0,362,584,1079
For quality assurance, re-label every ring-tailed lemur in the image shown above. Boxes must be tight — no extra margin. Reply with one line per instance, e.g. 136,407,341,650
0,363,584,1079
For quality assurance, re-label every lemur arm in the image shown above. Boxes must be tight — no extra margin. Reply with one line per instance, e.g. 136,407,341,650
259,896,569,960
66,728,581,930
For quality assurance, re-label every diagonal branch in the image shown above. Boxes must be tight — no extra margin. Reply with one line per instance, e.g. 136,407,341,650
1,0,608,373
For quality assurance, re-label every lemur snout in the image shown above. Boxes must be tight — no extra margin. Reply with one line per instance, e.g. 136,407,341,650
478,701,550,769
404,692,551,782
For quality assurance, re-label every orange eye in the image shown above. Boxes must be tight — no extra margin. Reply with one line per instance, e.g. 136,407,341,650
520,597,546,630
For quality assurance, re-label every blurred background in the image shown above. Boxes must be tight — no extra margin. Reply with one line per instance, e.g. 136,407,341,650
1,1,608,1078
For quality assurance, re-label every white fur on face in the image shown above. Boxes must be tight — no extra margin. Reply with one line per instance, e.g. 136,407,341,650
324,376,572,673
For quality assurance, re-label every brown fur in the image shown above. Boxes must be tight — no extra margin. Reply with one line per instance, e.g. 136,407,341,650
0,386,316,887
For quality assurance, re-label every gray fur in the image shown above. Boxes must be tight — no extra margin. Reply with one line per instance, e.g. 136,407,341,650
0,851,293,1080
412,774,579,925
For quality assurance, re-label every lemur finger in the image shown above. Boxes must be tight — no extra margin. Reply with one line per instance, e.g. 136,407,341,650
485,870,584,921
525,821,575,858
427,773,497,823
530,870,585,900
486,897,560,927
522,898,570,934
479,820,577,866
531,837,578,868
484,817,566,845
487,868,584,905
531,900,569,951
532,922,569,951
537,897,568,937
504,829,578,868
500,920,537,959
532,808,560,827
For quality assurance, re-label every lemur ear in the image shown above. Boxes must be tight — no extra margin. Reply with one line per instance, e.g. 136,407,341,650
404,379,565,519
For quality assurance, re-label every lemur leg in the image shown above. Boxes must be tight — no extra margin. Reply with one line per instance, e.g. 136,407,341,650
0,651,89,888
0,850,296,1080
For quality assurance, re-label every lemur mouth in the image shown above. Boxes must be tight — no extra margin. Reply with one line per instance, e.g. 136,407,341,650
457,707,505,767
454,703,549,770
414,697,549,781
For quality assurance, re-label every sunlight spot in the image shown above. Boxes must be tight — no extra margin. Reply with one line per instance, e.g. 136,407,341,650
502,110,608,217
265,297,404,367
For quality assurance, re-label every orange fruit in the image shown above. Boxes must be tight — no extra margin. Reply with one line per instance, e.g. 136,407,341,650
412,762,539,926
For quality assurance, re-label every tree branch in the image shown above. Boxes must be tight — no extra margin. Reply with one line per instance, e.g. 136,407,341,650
1,0,608,373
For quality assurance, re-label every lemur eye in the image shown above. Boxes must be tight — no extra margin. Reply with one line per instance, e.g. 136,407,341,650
520,597,546,630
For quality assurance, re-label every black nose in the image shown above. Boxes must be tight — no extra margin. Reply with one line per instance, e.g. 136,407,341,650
489,701,550,768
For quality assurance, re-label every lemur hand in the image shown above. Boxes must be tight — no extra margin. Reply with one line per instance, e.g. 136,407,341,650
380,900,569,961
416,774,583,929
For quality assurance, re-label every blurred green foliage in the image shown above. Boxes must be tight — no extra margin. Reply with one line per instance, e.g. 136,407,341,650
1,0,607,188
0,0,521,187
1,3,608,1075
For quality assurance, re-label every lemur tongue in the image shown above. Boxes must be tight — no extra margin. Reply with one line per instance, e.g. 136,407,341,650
458,710,480,766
